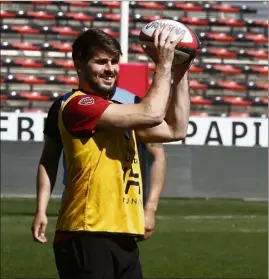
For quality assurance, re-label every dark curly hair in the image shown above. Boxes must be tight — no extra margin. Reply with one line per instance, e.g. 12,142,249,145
72,28,122,64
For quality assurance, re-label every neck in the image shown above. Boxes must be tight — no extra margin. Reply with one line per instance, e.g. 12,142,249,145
78,84,110,100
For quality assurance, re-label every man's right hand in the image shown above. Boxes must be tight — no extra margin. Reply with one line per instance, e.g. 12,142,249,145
142,24,184,66
31,213,48,244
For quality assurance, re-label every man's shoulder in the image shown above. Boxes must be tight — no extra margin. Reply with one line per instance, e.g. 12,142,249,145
110,87,141,104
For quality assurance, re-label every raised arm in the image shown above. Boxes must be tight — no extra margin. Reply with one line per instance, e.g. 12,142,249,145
136,62,190,142
97,25,184,130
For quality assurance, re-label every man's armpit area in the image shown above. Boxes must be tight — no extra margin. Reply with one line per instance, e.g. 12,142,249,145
63,95,111,135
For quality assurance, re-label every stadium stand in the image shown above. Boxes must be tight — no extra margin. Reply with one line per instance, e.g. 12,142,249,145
0,1,268,117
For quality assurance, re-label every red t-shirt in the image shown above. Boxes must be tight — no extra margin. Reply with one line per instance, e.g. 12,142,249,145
62,94,111,136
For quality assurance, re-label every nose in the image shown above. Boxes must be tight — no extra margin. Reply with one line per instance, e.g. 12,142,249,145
105,61,113,72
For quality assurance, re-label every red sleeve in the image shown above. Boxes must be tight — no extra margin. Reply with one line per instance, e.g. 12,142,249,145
62,95,111,137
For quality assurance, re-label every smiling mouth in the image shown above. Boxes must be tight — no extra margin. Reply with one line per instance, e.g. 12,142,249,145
102,76,114,84
101,76,114,82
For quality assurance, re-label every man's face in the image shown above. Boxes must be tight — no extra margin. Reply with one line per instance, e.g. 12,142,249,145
81,52,120,96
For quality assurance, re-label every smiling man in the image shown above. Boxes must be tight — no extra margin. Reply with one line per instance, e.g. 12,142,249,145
31,27,190,279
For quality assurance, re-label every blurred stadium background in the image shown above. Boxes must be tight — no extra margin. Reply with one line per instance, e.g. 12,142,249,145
0,1,268,278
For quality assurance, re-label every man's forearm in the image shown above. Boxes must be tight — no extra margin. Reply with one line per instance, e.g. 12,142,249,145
164,65,190,139
140,64,172,121
144,144,166,212
36,163,57,214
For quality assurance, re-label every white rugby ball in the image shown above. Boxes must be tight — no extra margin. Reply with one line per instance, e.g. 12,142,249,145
139,19,201,65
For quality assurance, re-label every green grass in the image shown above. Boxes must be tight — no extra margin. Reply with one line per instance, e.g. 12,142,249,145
1,198,267,278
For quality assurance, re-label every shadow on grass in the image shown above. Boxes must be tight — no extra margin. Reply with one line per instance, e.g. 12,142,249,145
1,212,58,217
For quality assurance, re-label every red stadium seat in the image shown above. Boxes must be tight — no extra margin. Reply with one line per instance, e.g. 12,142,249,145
101,1,121,8
129,44,144,54
216,81,246,91
130,29,140,37
180,17,208,26
27,11,55,20
10,25,40,34
3,90,65,101
4,41,41,51
64,12,94,21
50,26,79,36
50,42,72,52
211,4,239,13
0,10,16,18
54,59,74,69
244,33,268,43
19,91,49,101
189,80,208,90
212,18,245,27
202,48,237,58
133,14,163,23
244,50,268,59
4,75,45,84
205,32,235,42
13,59,43,68
189,65,204,73
248,66,268,75
102,13,122,22
0,94,8,101
222,96,252,106
132,2,165,10
56,76,78,86
191,96,212,105
246,20,268,28
212,65,242,75
65,1,90,7
101,28,119,38
174,2,202,12
255,82,268,91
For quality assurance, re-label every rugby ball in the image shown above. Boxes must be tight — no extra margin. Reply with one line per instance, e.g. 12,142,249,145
139,19,201,65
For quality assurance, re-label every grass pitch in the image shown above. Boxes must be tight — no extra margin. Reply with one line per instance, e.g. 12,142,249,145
1,198,267,278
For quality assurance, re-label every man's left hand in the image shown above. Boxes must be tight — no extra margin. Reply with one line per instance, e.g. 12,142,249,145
144,208,156,240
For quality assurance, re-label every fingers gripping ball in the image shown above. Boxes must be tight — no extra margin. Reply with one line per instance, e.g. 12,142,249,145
139,19,201,65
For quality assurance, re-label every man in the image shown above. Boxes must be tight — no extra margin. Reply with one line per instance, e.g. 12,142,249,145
32,26,190,279
33,86,166,242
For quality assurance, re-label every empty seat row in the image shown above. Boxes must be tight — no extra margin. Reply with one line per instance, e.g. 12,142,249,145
2,58,268,76
1,41,268,61
2,23,267,44
2,10,268,29
1,74,268,92
1,91,267,107
4,1,257,14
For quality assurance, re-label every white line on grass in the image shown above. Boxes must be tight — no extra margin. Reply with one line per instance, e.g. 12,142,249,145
159,228,268,233
156,215,258,220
